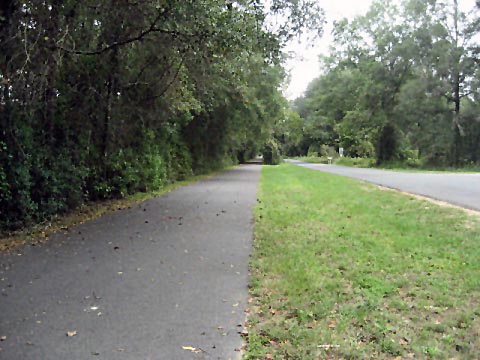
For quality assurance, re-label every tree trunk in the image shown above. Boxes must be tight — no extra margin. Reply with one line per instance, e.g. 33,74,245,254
101,48,119,180
42,0,62,150
0,1,15,141
451,0,463,166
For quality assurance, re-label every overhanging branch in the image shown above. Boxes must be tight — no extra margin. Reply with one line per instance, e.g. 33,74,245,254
56,9,200,56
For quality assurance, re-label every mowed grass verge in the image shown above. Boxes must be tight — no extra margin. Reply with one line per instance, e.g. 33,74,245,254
246,164,480,359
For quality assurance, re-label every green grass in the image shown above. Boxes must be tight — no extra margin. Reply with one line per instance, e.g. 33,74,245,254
246,164,480,359
295,156,480,173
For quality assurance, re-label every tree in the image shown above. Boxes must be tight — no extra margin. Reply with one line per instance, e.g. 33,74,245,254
0,0,324,232
284,0,480,167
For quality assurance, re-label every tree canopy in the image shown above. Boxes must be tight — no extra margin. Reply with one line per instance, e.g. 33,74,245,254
0,0,324,232
282,0,480,167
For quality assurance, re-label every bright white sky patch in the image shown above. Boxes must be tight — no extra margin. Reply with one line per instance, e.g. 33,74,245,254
283,0,478,100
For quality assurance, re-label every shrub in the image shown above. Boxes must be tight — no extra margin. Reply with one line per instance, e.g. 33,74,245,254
335,157,375,168
263,139,282,165
166,142,193,181
307,144,319,157
376,123,399,164
319,144,337,158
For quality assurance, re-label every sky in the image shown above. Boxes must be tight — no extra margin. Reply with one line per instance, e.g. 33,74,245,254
283,0,478,100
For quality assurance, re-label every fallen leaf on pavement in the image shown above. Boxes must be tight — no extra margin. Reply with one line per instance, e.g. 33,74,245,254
182,346,203,353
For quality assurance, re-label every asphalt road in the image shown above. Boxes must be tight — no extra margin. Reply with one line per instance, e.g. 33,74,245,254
0,165,261,360
288,160,480,211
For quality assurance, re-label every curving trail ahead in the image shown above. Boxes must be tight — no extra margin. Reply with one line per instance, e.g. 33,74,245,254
0,165,261,360
288,160,480,211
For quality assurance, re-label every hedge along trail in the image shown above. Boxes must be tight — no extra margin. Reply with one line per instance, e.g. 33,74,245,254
0,0,324,233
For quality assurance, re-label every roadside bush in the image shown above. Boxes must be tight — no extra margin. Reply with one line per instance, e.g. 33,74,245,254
335,157,375,168
403,149,421,168
307,143,320,157
263,139,282,165
140,152,167,191
423,151,449,168
376,123,400,164
166,142,193,181
319,144,337,158
106,149,142,197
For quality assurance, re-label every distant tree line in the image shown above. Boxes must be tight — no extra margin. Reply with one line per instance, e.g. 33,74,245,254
0,0,323,232
279,0,480,167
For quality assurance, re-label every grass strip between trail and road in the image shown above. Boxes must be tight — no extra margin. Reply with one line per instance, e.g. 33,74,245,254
246,164,480,359
294,156,480,173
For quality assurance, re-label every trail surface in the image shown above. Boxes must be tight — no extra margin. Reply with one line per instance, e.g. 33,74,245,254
0,165,261,359
288,160,480,211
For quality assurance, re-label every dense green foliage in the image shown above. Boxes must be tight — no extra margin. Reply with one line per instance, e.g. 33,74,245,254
281,0,480,167
0,1,323,232
263,138,282,165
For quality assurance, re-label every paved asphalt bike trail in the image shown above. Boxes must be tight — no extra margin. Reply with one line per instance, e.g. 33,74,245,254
0,164,261,359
